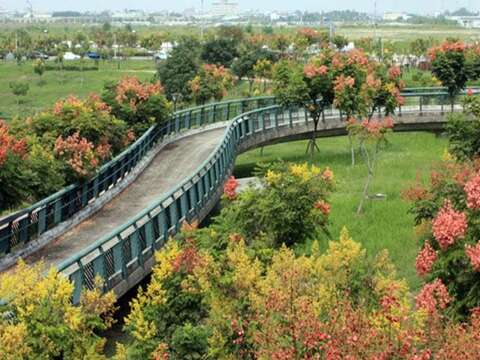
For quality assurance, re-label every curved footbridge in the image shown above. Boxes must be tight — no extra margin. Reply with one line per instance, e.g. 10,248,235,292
0,90,469,303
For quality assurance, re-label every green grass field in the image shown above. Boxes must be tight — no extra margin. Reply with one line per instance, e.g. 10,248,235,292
0,59,157,119
234,132,447,289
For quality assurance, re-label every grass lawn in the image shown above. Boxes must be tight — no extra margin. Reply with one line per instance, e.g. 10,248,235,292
234,131,447,290
0,59,156,120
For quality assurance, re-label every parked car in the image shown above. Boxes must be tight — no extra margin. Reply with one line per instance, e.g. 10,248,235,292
87,51,100,60
31,51,49,60
63,51,81,60
153,50,169,61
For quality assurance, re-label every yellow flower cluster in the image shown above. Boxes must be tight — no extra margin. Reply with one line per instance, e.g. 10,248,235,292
0,260,116,359
265,169,281,185
289,162,322,182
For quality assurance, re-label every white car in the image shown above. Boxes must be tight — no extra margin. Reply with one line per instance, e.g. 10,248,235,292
63,51,81,60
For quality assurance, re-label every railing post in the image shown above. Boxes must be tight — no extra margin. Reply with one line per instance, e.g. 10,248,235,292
419,96,423,116
212,104,217,123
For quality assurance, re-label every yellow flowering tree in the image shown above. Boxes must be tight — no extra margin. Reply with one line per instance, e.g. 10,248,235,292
0,261,116,360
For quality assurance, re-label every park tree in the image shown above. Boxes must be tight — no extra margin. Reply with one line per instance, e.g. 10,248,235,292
410,37,434,57
428,40,480,108
201,37,238,67
363,64,405,118
253,58,273,93
347,117,394,214
332,34,349,50
33,59,46,85
9,81,29,107
273,52,335,156
73,32,91,86
140,33,164,51
102,76,172,135
157,37,200,106
0,261,116,359
189,64,234,105
216,25,244,43
232,45,276,96
272,34,291,57
0,121,30,209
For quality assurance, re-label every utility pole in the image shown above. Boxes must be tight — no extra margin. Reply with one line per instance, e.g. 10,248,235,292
200,0,205,40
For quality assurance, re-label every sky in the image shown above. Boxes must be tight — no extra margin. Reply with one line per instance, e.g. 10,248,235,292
1,0,480,15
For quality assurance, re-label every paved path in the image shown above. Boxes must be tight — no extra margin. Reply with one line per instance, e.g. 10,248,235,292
21,128,226,269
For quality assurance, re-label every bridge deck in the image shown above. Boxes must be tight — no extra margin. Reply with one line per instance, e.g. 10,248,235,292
18,128,226,270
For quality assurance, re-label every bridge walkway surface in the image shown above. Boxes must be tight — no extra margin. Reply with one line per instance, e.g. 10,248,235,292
17,127,226,270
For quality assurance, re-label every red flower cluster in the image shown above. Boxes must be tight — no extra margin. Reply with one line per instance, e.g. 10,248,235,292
54,132,108,178
416,242,438,277
115,76,163,111
321,167,334,182
52,94,111,117
171,241,203,273
432,200,467,250
297,28,319,41
303,63,328,78
333,75,355,92
464,173,480,209
466,242,480,272
0,120,27,167
388,66,402,80
360,117,394,137
366,74,381,89
314,199,331,216
428,41,467,60
346,49,369,67
223,176,239,200
416,278,451,314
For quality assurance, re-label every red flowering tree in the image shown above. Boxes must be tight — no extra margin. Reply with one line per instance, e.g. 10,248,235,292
0,121,30,210
428,40,480,108
189,64,234,105
102,76,172,134
405,157,480,317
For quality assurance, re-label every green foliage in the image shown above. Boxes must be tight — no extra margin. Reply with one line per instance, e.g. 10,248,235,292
232,46,276,94
9,81,29,98
272,59,309,108
201,38,238,67
189,64,234,105
170,324,209,359
157,37,200,103
215,162,334,247
33,59,45,78
445,95,480,160
0,148,33,210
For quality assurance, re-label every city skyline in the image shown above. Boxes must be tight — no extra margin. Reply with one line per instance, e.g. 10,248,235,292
1,0,479,15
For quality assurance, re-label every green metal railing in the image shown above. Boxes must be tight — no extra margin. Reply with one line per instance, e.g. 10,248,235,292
55,89,470,303
0,96,276,260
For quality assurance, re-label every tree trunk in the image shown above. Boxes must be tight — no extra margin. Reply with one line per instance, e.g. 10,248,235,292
349,134,355,167
357,142,380,215
306,113,321,158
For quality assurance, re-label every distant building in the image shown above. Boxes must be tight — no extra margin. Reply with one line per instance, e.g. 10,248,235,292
383,12,411,21
447,15,480,28
210,0,239,17
0,6,10,19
